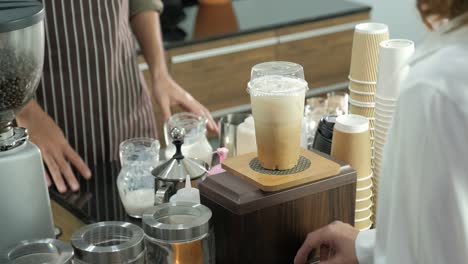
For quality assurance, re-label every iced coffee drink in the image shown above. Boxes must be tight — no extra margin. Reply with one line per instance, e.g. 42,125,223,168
248,75,308,170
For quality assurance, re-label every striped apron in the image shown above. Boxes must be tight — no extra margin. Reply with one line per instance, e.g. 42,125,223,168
36,0,156,165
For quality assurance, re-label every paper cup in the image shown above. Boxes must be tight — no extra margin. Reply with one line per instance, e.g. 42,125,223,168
355,208,373,221
375,132,388,143
355,218,373,230
357,177,373,190
350,90,375,103
331,115,372,178
349,23,389,82
374,140,385,151
376,39,415,99
356,186,373,201
375,144,384,157
356,197,373,211
375,94,398,103
375,111,393,122
355,208,372,220
375,97,397,108
358,172,373,182
349,78,377,93
374,131,386,142
376,102,396,113
349,104,375,117
368,119,375,129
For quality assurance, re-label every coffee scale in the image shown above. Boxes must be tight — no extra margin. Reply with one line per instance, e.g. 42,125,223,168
0,1,55,251
199,74,358,263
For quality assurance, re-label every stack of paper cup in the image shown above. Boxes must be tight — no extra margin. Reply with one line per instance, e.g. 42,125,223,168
331,115,373,231
348,23,389,175
373,39,415,216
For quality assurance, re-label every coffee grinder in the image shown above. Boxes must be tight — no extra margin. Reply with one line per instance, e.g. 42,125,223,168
0,1,55,250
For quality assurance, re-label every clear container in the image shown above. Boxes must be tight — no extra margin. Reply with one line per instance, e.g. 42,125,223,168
71,222,146,264
0,239,74,264
117,138,160,218
164,113,213,165
0,2,45,131
143,202,215,264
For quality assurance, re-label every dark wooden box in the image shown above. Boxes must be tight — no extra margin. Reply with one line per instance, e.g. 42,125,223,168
199,156,356,264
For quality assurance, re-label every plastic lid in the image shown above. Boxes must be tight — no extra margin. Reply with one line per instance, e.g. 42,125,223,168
1,239,74,264
142,202,212,242
247,75,308,96
251,61,305,80
71,222,145,263
0,1,44,33
334,114,369,134
355,23,388,34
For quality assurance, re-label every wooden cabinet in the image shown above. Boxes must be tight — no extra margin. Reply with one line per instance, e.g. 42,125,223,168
139,11,370,142
168,31,276,111
276,13,369,88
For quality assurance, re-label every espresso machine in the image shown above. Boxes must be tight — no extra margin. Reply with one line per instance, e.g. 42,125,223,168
0,1,55,251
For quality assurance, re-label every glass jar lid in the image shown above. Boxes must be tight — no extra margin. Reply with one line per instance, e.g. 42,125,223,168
0,239,74,264
71,221,145,263
142,202,212,242
0,1,44,33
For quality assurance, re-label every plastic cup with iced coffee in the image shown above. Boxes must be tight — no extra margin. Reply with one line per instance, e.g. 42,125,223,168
247,75,308,170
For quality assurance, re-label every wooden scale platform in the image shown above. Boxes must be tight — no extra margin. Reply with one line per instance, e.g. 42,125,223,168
222,148,341,192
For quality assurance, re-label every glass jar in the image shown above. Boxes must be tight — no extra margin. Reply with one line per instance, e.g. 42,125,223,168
0,239,74,264
164,113,213,165
117,138,160,218
142,202,215,264
71,222,146,264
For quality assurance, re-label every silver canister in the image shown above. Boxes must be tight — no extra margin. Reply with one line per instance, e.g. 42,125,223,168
0,238,74,264
71,222,146,264
142,202,215,264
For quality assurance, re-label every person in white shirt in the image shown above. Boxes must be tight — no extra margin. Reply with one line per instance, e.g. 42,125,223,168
294,0,468,263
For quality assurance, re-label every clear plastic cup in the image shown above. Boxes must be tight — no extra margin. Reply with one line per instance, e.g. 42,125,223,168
247,75,308,170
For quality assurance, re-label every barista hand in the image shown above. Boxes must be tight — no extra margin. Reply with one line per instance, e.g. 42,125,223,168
294,221,359,264
152,72,219,134
16,100,92,193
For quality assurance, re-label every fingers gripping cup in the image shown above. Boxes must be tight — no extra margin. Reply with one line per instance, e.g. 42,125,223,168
248,75,308,170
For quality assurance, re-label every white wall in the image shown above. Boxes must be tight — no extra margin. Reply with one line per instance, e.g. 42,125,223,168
351,0,428,44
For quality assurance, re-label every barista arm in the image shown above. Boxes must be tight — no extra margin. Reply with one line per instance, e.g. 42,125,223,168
129,7,219,133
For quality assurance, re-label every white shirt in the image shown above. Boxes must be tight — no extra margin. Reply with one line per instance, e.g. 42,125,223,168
356,13,468,263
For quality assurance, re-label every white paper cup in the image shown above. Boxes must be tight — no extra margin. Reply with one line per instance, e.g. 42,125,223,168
375,102,397,112
375,111,394,121
375,94,398,103
375,96,397,107
358,172,373,182
374,129,388,140
376,39,415,99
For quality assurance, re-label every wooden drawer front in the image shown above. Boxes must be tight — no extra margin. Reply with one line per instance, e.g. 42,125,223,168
169,45,275,111
277,29,354,88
